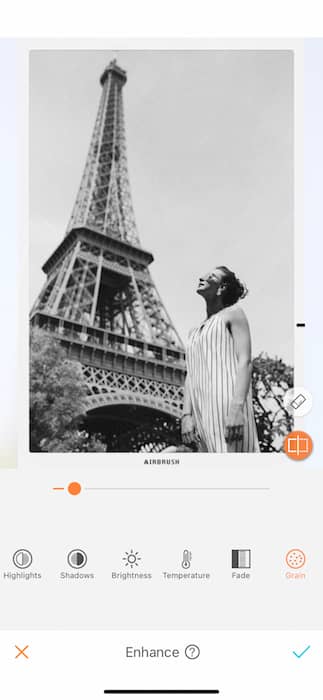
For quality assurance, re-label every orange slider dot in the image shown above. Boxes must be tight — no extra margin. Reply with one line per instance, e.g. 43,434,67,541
67,482,82,496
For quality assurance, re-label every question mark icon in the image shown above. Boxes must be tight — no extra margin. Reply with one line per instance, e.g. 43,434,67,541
185,644,200,660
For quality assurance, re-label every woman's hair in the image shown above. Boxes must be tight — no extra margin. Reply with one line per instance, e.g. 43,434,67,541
216,266,248,307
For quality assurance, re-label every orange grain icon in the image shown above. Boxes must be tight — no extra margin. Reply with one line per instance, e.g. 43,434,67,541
285,549,306,569
284,431,313,460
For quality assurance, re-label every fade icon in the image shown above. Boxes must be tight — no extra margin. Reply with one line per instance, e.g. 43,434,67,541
232,549,251,569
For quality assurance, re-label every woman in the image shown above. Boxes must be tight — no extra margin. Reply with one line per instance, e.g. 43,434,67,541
182,266,259,452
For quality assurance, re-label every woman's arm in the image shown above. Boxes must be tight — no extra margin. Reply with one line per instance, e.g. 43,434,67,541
183,375,192,415
224,307,252,444
181,377,196,445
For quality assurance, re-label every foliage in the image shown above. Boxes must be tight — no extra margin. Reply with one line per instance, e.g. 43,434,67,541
43,430,107,453
30,328,106,452
252,353,294,452
108,414,181,452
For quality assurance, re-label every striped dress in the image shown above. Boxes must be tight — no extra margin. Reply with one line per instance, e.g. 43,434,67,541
186,312,259,452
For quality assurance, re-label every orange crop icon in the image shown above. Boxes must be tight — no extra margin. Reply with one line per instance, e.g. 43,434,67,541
284,431,313,461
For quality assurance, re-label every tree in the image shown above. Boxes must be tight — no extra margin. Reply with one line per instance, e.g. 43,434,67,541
252,354,294,452
30,328,106,452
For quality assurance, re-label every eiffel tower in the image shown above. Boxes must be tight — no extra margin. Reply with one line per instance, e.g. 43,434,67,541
30,59,186,452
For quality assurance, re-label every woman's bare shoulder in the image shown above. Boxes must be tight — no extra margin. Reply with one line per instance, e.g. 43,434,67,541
222,304,248,325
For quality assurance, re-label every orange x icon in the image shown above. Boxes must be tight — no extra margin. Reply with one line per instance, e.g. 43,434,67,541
15,645,29,659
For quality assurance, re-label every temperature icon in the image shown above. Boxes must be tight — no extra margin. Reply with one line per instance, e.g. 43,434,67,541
181,549,192,569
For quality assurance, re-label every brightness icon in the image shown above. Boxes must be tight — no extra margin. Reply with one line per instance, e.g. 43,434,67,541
123,550,141,568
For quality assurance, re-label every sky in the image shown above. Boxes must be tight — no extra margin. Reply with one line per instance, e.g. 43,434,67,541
30,49,294,363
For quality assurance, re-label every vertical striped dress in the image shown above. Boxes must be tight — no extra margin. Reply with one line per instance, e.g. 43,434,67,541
186,312,259,452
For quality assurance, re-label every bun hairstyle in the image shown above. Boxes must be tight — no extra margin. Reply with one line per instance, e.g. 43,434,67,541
216,266,248,307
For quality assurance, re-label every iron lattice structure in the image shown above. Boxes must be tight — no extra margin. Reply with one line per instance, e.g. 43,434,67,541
31,59,186,451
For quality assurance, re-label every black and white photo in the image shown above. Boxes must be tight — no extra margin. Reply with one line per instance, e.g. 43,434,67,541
29,50,294,453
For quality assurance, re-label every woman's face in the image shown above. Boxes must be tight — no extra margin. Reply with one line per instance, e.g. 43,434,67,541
197,268,224,299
